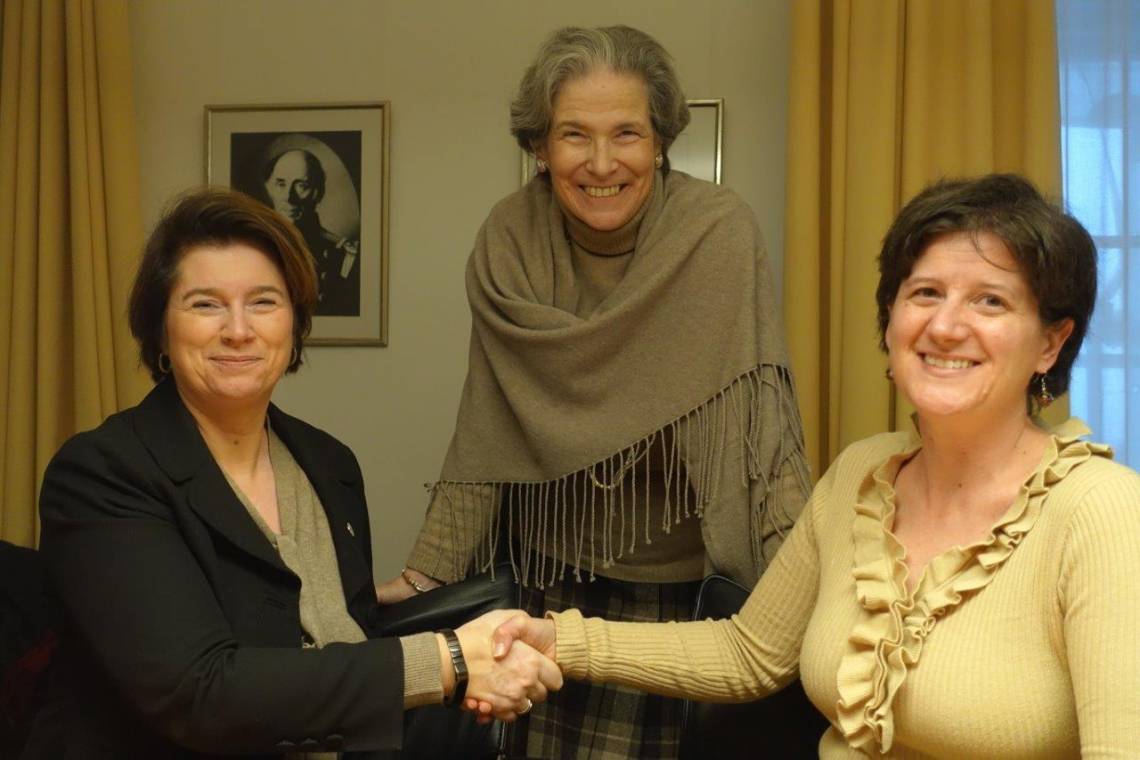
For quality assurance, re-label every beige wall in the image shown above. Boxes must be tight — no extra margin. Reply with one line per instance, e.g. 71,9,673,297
128,0,792,580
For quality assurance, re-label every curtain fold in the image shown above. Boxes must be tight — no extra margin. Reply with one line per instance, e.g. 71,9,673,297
784,0,1062,475
0,0,148,548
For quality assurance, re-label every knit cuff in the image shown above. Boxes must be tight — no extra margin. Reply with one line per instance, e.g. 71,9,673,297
400,632,444,708
405,520,468,584
549,609,589,679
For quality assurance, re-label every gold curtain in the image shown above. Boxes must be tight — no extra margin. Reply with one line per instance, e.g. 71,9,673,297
0,0,149,548
783,0,1061,475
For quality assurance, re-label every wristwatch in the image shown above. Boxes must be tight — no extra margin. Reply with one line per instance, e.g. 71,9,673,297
440,629,468,707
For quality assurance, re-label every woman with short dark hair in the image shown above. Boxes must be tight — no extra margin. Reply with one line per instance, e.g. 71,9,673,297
377,25,810,758
128,187,318,381
490,174,1140,758
873,173,1096,403
25,188,559,758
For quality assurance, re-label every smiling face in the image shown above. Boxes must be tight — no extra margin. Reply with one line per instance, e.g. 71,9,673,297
164,243,294,414
535,69,661,231
885,231,1073,422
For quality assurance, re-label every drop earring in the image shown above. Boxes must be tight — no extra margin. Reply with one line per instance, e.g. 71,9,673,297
1035,373,1055,408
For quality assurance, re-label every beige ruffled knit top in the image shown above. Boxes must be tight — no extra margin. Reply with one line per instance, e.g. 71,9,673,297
552,419,1140,757
834,419,1113,754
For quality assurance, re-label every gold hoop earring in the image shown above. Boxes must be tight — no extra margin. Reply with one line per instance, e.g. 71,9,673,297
291,345,300,367
157,353,172,374
884,367,893,381
535,158,548,173
1035,373,1055,408
654,153,663,169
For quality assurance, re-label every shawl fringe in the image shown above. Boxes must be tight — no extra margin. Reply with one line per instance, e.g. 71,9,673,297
423,364,810,587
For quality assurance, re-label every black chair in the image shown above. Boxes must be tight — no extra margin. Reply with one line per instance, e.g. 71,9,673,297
371,565,518,759
679,575,827,759
0,541,58,757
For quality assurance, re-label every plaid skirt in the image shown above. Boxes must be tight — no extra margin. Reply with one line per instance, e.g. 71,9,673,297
512,573,701,760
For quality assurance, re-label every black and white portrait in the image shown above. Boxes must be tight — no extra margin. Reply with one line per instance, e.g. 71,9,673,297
207,102,390,345
231,131,363,317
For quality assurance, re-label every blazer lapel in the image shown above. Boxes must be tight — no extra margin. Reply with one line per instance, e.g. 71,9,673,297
268,406,374,606
131,378,288,573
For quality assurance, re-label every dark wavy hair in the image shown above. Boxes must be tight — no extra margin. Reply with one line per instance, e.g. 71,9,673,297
128,188,318,382
876,173,1097,403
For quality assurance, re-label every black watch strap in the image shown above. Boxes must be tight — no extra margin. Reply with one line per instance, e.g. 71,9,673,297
440,629,468,707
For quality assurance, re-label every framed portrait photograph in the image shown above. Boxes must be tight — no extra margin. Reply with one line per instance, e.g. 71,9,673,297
520,98,723,185
206,102,390,345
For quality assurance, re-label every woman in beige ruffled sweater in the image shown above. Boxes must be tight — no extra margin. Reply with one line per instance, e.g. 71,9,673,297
486,174,1140,758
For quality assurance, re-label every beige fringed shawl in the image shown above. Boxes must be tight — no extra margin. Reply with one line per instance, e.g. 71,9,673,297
407,171,810,588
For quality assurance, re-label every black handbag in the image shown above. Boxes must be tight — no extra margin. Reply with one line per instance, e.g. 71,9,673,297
678,575,827,759
371,564,519,760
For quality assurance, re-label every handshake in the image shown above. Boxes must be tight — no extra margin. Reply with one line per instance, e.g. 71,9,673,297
447,610,559,723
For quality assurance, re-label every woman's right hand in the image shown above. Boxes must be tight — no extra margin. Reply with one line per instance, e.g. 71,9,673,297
463,613,559,720
454,610,562,722
491,614,556,661
375,568,441,604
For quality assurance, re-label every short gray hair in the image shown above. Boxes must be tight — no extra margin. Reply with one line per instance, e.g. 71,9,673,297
510,26,690,169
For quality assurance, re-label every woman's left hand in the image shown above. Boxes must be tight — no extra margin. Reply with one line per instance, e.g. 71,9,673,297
375,568,440,604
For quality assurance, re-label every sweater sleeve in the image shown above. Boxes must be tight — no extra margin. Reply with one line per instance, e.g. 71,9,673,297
405,483,499,583
553,478,822,700
400,632,444,708
1059,468,1140,757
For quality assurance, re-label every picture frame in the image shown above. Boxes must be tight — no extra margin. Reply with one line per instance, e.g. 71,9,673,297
206,102,390,346
520,98,724,185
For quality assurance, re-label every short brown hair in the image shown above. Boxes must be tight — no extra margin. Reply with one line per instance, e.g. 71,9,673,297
510,25,690,170
128,188,318,382
876,173,1097,402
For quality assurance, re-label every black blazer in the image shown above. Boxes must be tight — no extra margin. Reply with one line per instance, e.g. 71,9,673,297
25,378,405,759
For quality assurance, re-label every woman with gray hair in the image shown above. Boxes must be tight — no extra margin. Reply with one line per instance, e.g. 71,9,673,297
376,25,809,757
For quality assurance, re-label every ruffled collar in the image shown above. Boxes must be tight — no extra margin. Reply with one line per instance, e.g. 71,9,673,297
835,418,1112,755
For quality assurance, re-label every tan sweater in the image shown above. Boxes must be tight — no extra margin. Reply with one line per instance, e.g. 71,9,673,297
559,202,704,582
554,422,1140,757
409,192,723,584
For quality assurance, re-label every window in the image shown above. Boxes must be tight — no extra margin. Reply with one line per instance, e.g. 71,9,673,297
1057,0,1140,467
